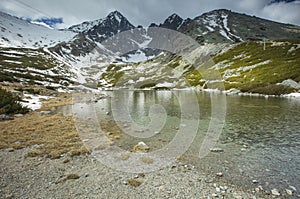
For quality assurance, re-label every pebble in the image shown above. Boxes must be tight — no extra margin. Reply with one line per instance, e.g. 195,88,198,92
209,148,224,152
216,172,223,177
289,185,297,191
258,185,263,191
271,188,280,196
216,187,221,192
252,180,258,184
7,148,14,152
212,193,218,197
285,189,292,195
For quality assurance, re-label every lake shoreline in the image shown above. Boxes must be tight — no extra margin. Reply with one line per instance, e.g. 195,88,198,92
1,90,298,198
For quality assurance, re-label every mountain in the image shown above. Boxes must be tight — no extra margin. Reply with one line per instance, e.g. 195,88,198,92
159,13,184,30
0,11,75,48
178,9,300,44
0,9,299,94
50,9,300,63
49,11,144,59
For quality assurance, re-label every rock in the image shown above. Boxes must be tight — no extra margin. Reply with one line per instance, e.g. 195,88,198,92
278,79,300,89
6,148,14,152
0,114,14,121
216,187,221,192
212,193,218,197
216,172,223,177
37,111,51,115
289,185,297,191
258,185,263,191
226,88,240,95
131,141,150,152
271,188,280,196
209,148,224,152
252,180,258,184
285,189,292,195
14,114,24,117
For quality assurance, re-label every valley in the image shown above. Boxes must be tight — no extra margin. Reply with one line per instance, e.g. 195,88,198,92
0,7,299,199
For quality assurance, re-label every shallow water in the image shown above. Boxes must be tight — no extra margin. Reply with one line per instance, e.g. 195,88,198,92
60,90,300,195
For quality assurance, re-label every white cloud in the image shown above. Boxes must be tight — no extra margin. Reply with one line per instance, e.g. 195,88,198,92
261,1,300,25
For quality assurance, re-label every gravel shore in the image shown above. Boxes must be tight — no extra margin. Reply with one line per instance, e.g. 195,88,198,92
0,145,269,199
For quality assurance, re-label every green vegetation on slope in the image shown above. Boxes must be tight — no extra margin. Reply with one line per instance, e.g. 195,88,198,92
213,40,300,94
98,64,125,87
0,47,73,86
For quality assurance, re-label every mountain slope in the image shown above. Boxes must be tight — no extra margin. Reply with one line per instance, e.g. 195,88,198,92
179,9,300,44
0,9,300,95
0,12,75,49
50,11,137,58
0,47,76,88
212,40,300,93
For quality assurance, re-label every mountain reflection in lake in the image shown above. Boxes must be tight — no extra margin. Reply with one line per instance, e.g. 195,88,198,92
66,90,299,195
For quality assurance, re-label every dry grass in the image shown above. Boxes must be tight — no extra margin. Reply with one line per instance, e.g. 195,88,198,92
39,93,73,111
0,113,89,159
140,157,154,164
127,179,142,187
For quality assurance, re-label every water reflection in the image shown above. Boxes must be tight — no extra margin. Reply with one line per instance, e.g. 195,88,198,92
64,90,299,194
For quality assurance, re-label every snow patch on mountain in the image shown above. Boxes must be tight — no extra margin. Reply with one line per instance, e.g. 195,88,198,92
0,11,75,48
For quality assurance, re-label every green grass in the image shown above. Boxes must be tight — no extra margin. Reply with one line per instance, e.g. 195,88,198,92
213,40,300,94
99,64,125,86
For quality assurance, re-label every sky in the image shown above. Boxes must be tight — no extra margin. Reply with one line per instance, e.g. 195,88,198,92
0,0,300,29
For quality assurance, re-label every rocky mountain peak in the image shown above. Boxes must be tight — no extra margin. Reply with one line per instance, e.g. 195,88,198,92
107,10,124,20
160,13,184,30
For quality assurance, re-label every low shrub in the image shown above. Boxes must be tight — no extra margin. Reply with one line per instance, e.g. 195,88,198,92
0,87,29,115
